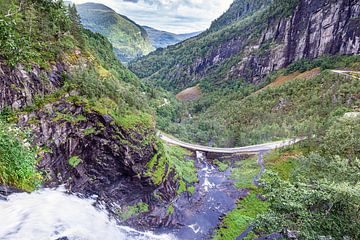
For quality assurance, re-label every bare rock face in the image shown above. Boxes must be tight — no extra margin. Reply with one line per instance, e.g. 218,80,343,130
229,0,360,84
0,62,66,110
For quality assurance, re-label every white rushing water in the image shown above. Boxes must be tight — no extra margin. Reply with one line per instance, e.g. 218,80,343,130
0,187,175,240
196,151,215,192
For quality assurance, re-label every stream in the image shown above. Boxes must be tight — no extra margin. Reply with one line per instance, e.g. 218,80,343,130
163,151,248,240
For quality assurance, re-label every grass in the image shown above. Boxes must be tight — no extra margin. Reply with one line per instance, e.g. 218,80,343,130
230,156,260,189
264,147,302,180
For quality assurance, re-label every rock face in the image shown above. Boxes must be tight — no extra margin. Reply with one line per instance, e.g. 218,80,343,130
0,62,66,110
230,0,360,84
17,96,178,227
0,62,178,228
130,0,360,90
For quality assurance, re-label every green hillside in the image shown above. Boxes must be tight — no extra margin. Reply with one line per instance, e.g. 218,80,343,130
77,2,154,63
143,26,201,49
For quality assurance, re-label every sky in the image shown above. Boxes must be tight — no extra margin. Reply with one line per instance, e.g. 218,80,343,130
71,0,233,34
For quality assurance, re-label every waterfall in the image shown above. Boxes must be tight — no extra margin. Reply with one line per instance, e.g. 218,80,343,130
0,187,175,240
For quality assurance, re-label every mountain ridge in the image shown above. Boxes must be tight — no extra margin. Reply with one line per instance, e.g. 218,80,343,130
143,25,201,49
77,2,154,63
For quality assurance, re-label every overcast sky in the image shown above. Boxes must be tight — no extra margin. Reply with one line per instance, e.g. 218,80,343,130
71,0,233,34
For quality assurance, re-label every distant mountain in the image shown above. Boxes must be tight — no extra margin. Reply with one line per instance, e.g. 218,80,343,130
77,2,154,63
143,26,201,49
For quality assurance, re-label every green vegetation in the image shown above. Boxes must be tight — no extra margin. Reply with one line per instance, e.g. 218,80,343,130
0,121,40,191
155,61,360,147
214,193,269,240
213,159,229,172
68,156,82,168
230,156,259,189
214,116,360,239
210,0,273,31
145,142,198,194
0,0,81,68
77,2,154,63
167,204,175,215
213,156,267,239
118,201,149,221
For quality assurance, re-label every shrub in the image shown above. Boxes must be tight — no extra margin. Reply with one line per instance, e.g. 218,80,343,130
0,121,40,191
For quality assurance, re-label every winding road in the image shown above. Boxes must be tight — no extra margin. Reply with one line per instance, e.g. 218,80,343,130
159,133,305,154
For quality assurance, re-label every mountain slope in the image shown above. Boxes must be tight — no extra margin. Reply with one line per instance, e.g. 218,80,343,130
210,0,273,31
129,0,360,91
77,2,154,63
143,26,201,49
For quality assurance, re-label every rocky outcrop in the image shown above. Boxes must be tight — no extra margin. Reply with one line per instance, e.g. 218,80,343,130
17,95,178,227
0,60,180,228
0,62,66,110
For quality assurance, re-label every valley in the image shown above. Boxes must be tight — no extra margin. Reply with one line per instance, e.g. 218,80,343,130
0,0,359,239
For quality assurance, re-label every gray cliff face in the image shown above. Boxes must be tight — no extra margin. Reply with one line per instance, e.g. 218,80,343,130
0,62,66,110
229,0,360,84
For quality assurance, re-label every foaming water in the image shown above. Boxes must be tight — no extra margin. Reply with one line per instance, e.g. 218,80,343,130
0,187,175,240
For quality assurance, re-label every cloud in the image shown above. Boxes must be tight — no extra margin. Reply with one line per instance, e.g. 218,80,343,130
71,0,233,34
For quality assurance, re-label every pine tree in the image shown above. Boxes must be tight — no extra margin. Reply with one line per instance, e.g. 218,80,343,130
68,3,84,46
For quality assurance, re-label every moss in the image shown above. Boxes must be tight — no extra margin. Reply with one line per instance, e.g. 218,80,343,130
213,159,229,172
118,202,149,221
68,156,82,168
231,156,260,189
145,141,198,195
167,204,175,215
213,193,269,240
188,185,196,194
83,127,97,136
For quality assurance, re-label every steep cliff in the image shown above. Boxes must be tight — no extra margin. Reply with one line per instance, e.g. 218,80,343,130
130,0,360,91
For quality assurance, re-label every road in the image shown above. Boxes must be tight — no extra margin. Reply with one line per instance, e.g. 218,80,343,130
331,70,360,80
159,133,305,154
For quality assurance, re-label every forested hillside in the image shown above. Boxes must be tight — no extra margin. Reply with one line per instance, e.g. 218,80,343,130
130,0,360,91
77,2,154,63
